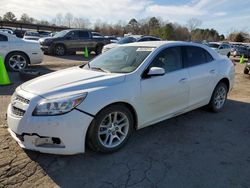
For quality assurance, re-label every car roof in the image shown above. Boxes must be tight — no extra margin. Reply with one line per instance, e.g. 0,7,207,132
123,41,221,59
123,41,202,47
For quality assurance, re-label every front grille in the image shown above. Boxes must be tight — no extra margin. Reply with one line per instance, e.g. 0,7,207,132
12,106,26,117
16,95,30,104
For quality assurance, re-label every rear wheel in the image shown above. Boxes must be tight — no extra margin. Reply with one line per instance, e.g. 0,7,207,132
54,44,66,56
244,67,249,74
5,52,29,71
87,104,134,153
208,82,228,112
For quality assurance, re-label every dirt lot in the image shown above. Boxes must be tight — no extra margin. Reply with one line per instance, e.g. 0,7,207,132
0,55,250,188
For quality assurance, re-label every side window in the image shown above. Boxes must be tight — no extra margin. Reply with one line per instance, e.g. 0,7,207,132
184,46,211,67
79,31,90,38
67,31,79,39
138,38,148,42
0,34,8,42
204,50,214,62
149,47,183,73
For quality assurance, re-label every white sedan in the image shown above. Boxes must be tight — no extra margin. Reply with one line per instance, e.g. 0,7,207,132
7,41,235,155
0,31,43,71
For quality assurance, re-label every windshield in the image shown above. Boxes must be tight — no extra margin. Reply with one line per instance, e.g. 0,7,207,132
85,46,155,73
208,43,220,48
25,32,39,36
118,37,136,44
53,30,70,38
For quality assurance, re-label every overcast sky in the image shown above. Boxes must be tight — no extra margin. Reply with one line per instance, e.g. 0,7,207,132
1,0,250,35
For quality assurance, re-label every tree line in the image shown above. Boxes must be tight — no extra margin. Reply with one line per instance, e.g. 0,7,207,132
0,11,249,42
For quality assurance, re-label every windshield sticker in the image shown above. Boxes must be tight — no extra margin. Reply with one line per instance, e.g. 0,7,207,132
136,48,155,52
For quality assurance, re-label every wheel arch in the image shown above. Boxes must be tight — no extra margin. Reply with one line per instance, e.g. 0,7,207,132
84,101,138,149
218,77,230,90
5,51,31,64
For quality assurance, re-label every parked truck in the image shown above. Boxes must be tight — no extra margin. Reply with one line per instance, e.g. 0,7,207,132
39,29,110,56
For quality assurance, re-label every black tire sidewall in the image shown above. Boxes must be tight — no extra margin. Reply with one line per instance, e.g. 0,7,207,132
87,104,134,153
5,52,28,72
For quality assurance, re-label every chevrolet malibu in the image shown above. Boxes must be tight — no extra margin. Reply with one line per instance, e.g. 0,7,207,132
7,41,235,155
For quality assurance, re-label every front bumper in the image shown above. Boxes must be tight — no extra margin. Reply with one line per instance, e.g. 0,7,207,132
41,45,53,54
7,90,93,155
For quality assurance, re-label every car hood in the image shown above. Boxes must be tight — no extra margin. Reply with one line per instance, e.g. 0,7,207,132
21,66,126,99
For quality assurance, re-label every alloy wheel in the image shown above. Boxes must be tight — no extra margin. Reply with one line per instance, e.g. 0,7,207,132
9,55,27,71
98,112,129,148
214,86,227,109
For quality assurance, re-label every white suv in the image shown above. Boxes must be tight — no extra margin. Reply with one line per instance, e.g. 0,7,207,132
7,41,235,155
208,42,231,57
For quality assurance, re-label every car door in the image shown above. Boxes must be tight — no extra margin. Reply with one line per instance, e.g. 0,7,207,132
63,31,80,51
183,46,217,108
78,31,94,50
140,46,190,125
0,34,9,58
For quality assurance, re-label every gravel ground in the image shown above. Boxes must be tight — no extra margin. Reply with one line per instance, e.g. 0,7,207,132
0,55,250,188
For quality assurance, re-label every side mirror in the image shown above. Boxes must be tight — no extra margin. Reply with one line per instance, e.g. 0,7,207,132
147,67,165,77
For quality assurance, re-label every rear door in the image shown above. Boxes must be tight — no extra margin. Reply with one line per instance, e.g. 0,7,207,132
140,46,190,125
78,31,95,51
182,46,217,108
0,34,9,58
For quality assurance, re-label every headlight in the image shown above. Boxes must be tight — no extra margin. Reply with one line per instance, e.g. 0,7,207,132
33,93,87,116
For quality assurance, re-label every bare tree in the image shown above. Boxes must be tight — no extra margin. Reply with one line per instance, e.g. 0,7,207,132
3,12,17,21
55,13,63,26
187,18,202,31
64,12,73,27
73,17,90,28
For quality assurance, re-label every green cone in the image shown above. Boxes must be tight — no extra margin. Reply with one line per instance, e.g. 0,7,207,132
240,55,245,64
0,56,11,86
84,46,89,58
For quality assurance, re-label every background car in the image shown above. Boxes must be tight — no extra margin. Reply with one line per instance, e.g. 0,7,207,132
208,42,231,57
39,29,110,56
102,35,161,53
23,31,40,41
0,31,43,71
0,29,14,35
232,45,250,58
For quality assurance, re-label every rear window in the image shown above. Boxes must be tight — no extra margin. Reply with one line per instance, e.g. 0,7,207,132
79,31,90,38
183,46,214,67
0,34,8,41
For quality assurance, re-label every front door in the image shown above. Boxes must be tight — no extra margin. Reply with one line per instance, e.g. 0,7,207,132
140,46,190,126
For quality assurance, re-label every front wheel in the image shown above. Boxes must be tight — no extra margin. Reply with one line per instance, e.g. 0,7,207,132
208,82,228,112
54,44,66,56
244,67,249,74
87,104,134,153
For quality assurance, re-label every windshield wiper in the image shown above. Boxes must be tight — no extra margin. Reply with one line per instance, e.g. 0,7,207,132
90,67,110,73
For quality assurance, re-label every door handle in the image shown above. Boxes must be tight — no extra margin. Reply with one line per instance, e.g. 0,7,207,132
179,78,188,83
209,69,216,74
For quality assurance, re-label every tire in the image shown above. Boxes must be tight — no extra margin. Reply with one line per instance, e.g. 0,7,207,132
5,52,29,72
244,67,249,74
208,82,228,112
95,44,103,55
87,104,134,153
227,53,230,58
54,44,66,56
